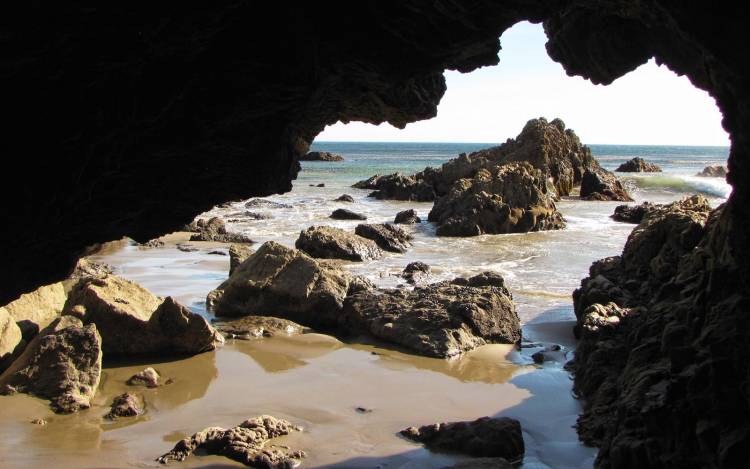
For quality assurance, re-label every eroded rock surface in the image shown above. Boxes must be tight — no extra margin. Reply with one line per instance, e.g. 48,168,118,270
0,316,102,413
615,157,662,172
105,393,143,419
64,274,223,356
354,223,412,253
1,282,67,340
214,315,308,339
127,367,161,388
295,226,383,261
401,416,524,461
580,167,633,201
428,163,565,236
611,195,711,224
341,273,520,358
157,415,304,467
402,261,431,285
189,217,254,244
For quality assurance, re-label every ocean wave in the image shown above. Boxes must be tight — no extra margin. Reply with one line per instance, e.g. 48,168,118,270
623,174,731,199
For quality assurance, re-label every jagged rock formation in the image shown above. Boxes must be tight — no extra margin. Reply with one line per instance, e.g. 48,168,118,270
428,162,565,236
157,415,305,467
354,223,412,253
401,416,524,462
616,157,662,172
402,261,431,284
0,316,102,413
580,168,633,201
295,226,383,261
696,165,728,177
300,151,344,161
188,217,254,244
612,195,711,224
341,272,520,358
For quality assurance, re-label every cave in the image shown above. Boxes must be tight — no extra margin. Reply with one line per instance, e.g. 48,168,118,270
2,3,748,468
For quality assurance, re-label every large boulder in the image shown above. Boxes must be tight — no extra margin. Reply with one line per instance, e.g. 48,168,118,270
295,226,383,261
695,165,727,177
157,416,305,467
64,274,223,356
580,167,633,201
400,416,524,461
1,281,66,340
0,308,23,372
615,157,662,172
341,272,520,358
354,223,412,253
0,316,102,413
394,209,421,224
330,208,367,220
189,217,254,243
208,241,369,328
300,151,344,161
428,163,565,236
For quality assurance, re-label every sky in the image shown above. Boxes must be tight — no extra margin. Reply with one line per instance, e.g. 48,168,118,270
316,22,729,146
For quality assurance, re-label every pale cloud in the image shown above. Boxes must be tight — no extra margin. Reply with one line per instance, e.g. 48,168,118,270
316,22,729,146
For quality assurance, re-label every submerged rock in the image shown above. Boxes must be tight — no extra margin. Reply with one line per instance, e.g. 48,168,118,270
208,242,367,329
214,315,308,339
0,316,102,413
229,244,255,276
105,393,143,419
157,415,305,467
355,223,412,253
401,416,524,461
580,167,633,201
402,261,430,284
189,217,254,243
334,194,355,202
428,162,565,236
127,367,161,388
330,208,367,220
244,199,291,209
64,274,223,356
695,165,727,177
615,157,662,172
394,209,421,224
341,272,520,358
296,226,383,261
300,151,344,161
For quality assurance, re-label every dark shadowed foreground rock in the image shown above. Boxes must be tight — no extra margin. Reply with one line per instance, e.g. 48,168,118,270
105,393,143,420
208,242,369,328
611,195,711,224
127,367,161,388
0,316,102,413
157,415,304,467
355,223,412,253
695,165,727,177
214,315,308,340
394,209,421,224
401,416,524,462
615,157,662,172
64,275,223,356
580,167,633,201
330,208,367,220
402,262,430,285
189,217,254,243
300,151,344,161
296,226,383,261
342,272,520,358
428,162,565,236
229,244,255,276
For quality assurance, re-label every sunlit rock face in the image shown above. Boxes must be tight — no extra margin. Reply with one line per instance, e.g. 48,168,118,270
1,4,749,467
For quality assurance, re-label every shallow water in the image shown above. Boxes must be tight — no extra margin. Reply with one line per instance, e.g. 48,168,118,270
0,143,729,468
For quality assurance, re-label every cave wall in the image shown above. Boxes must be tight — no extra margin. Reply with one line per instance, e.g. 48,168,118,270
1,3,749,466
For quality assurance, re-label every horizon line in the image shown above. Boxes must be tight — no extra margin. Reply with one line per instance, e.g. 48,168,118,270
312,140,730,148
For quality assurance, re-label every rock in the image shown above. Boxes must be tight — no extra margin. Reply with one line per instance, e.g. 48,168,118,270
300,151,344,161
64,274,223,356
400,416,524,461
428,162,566,236
176,244,199,252
229,244,255,276
615,157,662,172
30,418,47,426
580,167,633,201
244,199,291,209
341,273,520,358
214,315,308,339
530,344,566,364
394,209,421,224
70,258,113,281
0,308,23,372
354,223,412,253
208,250,227,256
105,393,143,419
334,194,355,202
441,458,514,469
243,211,273,220
127,367,161,388
317,183,325,187
611,195,711,224
138,239,165,248
0,281,67,341
368,173,437,201
611,202,656,224
330,208,367,220
0,316,102,413
189,217,254,243
157,415,305,466
208,242,367,329
295,226,383,261
402,262,430,284
355,406,372,414
695,165,727,177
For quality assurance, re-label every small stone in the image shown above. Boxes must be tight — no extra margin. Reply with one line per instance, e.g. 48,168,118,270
355,406,373,414
330,208,367,220
335,194,355,202
127,367,161,388
30,418,47,425
105,393,142,420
